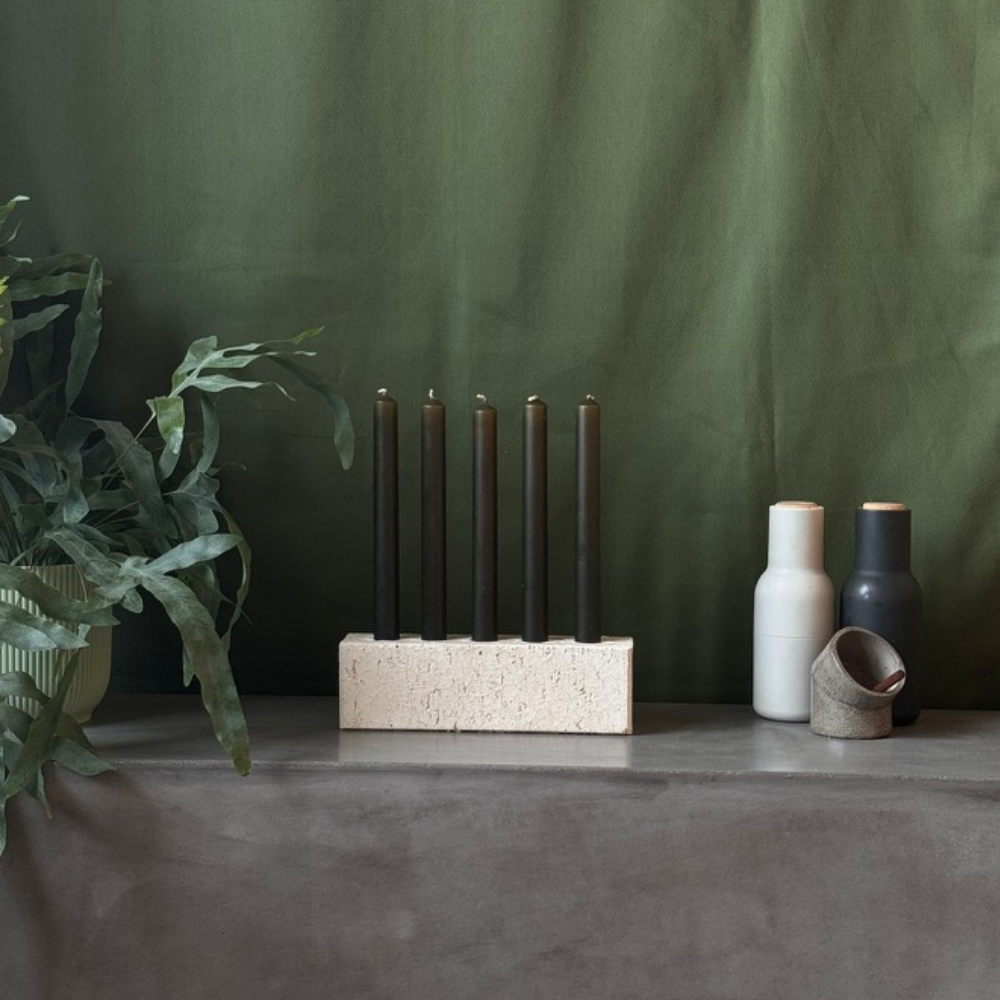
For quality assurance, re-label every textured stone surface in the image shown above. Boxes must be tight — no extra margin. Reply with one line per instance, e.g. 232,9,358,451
4,697,1000,1000
56,696,1000,783
339,634,633,734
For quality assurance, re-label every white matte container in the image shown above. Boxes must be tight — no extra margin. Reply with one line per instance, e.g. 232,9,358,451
753,502,834,721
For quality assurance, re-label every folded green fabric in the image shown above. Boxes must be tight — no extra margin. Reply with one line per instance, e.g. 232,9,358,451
2,0,996,706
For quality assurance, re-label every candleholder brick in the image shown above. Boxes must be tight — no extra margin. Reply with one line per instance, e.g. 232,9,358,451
339,634,633,734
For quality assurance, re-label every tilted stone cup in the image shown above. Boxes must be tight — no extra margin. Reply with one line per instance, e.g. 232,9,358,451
810,627,906,739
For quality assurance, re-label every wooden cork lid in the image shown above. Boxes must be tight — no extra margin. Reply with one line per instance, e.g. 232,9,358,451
862,502,908,511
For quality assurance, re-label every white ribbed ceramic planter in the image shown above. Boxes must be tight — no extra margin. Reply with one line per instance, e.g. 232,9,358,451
0,564,112,723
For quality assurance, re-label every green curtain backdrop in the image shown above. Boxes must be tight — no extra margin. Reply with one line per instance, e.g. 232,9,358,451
2,1,998,707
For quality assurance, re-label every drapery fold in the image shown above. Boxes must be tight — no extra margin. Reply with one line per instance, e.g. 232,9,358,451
2,0,997,705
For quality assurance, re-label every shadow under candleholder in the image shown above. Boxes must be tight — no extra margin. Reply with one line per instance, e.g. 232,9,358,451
338,634,633,734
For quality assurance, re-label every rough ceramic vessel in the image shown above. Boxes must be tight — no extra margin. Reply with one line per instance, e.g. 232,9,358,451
0,564,113,723
810,627,905,739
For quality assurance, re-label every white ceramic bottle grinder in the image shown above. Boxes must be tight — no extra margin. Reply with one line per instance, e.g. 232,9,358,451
753,501,835,721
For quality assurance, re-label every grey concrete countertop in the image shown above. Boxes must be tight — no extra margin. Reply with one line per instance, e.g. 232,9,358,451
90,694,1000,784
11,695,1000,1000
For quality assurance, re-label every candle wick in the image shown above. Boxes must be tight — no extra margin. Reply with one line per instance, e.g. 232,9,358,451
586,394,597,402
378,388,388,397
428,389,436,400
476,393,487,404
527,394,539,402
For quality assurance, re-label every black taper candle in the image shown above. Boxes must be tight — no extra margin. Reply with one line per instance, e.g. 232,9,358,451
473,394,498,641
421,390,447,639
373,388,399,640
523,395,548,642
576,395,601,643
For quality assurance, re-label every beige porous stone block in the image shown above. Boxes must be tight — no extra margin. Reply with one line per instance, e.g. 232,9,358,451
339,634,633,734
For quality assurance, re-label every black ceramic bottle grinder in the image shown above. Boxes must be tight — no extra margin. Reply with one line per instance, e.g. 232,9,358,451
373,389,399,640
841,503,922,725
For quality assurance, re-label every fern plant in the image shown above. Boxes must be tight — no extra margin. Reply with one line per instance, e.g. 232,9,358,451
0,196,353,857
